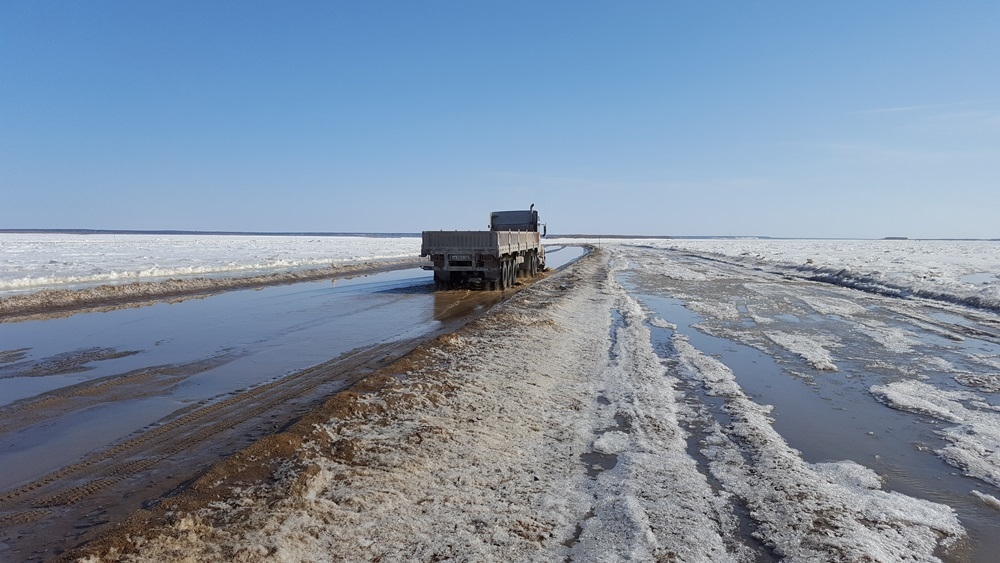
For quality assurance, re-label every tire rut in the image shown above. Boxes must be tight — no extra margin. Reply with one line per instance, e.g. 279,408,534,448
0,337,435,562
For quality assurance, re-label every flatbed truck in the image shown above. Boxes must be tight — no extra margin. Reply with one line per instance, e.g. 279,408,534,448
421,206,546,290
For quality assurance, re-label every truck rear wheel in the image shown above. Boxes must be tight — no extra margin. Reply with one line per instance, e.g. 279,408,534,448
502,259,514,290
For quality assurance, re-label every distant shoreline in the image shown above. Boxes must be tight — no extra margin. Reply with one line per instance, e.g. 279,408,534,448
1,229,996,241
0,229,421,238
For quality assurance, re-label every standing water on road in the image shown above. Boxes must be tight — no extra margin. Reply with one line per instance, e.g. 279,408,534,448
1,269,441,486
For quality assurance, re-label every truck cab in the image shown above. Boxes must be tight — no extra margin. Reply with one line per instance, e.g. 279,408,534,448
490,209,544,235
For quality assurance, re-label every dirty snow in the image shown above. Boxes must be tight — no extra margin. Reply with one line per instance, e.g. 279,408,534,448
955,355,1000,392
799,294,870,317
854,322,920,354
570,288,739,562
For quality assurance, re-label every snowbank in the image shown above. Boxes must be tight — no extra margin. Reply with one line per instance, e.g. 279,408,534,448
0,257,424,319
0,233,421,296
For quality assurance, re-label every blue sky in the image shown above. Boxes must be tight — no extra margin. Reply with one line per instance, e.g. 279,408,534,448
2,1,998,238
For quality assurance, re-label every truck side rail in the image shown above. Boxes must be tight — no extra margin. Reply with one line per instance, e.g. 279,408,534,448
421,230,540,257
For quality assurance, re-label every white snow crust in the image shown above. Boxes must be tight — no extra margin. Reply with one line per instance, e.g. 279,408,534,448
765,330,841,371
871,380,1000,488
854,322,919,354
971,490,1000,511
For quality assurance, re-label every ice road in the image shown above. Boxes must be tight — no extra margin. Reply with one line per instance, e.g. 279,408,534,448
67,242,1000,563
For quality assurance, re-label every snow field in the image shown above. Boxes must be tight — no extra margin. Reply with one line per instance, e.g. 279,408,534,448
647,238,1000,314
0,233,421,295
556,237,1000,315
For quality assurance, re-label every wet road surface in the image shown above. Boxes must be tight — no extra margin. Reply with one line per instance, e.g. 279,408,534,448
0,246,585,561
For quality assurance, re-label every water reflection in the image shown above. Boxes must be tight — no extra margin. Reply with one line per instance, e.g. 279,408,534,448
434,290,504,321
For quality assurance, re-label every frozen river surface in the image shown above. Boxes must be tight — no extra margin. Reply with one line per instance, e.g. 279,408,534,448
3,234,1000,562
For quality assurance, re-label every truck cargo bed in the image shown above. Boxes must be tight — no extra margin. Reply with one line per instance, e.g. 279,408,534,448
420,230,539,257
